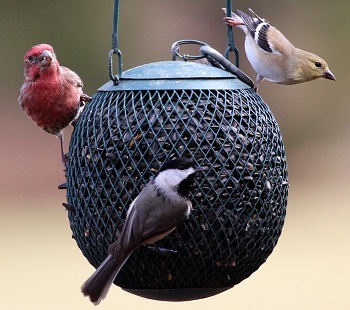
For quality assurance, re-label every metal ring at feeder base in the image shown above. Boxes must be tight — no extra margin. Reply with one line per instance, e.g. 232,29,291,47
66,60,288,301
123,287,232,302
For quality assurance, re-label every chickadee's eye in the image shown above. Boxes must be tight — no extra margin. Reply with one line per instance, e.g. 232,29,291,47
315,61,322,68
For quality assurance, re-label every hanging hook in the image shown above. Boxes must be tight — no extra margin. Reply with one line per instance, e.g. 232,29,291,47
224,0,239,67
109,48,123,84
109,0,123,84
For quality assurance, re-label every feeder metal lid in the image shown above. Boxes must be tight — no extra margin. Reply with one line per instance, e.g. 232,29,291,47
99,61,250,91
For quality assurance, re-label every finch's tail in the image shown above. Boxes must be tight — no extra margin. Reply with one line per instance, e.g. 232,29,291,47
81,255,125,305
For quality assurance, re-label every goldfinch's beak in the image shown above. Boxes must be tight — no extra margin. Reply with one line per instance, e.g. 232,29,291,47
322,69,336,81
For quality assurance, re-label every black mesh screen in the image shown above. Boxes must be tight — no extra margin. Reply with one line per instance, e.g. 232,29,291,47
66,88,288,294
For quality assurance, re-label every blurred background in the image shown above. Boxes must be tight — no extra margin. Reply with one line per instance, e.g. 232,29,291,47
1,0,349,309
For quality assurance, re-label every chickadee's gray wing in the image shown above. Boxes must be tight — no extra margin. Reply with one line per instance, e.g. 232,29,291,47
125,185,190,245
140,200,190,244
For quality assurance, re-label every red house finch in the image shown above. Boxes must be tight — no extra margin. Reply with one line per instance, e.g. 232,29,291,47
18,44,91,167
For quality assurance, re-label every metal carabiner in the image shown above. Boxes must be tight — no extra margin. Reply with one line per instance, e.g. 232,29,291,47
108,47,123,85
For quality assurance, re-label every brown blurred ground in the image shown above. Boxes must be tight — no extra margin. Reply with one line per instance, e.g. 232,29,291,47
1,1,349,309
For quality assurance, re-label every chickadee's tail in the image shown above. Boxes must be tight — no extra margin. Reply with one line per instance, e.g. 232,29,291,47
81,255,122,305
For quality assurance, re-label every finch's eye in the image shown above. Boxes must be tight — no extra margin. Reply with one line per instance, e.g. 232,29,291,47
28,56,34,62
315,61,322,68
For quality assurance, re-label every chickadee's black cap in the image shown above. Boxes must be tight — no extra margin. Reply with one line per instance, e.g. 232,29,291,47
159,157,195,172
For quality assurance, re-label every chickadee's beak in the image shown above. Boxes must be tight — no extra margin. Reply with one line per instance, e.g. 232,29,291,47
38,50,53,67
322,69,336,81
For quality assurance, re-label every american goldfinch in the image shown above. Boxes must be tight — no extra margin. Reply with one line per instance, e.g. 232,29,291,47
223,8,336,89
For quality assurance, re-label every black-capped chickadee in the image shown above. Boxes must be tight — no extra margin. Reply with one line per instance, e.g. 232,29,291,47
81,157,204,305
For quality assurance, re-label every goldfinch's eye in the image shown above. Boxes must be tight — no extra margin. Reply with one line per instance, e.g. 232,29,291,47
315,61,322,68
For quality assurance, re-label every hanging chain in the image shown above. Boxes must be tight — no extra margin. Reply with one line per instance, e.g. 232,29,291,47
108,0,239,82
224,0,239,67
109,0,123,84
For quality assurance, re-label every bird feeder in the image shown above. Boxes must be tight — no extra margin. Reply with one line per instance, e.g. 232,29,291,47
65,0,288,301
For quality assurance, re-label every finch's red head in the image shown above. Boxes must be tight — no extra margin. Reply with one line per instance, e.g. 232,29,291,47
24,44,56,67
23,44,59,80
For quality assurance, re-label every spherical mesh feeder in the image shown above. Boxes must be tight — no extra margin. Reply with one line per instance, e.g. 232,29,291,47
65,57,288,301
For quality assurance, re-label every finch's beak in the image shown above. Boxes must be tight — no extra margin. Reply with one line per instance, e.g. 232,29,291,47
38,50,53,67
322,69,336,81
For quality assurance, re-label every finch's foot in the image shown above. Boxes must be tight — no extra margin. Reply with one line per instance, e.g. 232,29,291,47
223,17,244,27
57,133,68,170
80,93,92,102
255,75,265,93
62,153,68,171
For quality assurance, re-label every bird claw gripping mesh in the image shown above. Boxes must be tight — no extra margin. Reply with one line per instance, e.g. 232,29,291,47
66,72,288,300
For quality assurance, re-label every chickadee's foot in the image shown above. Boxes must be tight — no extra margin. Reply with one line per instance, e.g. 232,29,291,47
147,245,178,255
223,17,244,27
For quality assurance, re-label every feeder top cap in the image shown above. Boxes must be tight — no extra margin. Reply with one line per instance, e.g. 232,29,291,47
99,61,250,91
121,61,235,80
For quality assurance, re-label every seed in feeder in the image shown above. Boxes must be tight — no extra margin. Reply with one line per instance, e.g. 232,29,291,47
157,135,167,142
265,180,272,191
128,132,143,148
195,192,203,199
170,131,178,142
122,131,133,143
84,228,90,238
230,260,237,267
200,220,209,231
66,89,288,292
